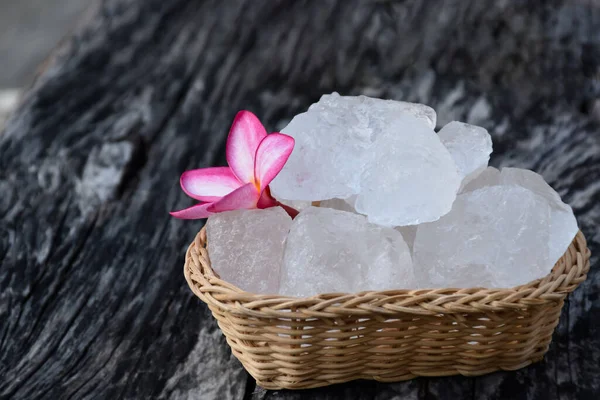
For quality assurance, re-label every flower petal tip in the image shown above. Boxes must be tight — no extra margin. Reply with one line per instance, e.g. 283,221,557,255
227,111,268,183
179,167,241,202
254,133,295,191
169,203,212,219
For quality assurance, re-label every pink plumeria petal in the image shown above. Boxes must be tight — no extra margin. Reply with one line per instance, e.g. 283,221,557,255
169,203,212,219
208,182,260,212
226,111,267,184
257,187,278,208
180,167,241,202
254,133,295,191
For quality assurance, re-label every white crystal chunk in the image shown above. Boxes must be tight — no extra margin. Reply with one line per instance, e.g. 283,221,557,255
461,167,578,265
207,207,292,294
270,93,458,226
499,168,578,264
279,207,415,297
271,94,375,201
438,121,492,187
413,186,551,288
355,114,461,226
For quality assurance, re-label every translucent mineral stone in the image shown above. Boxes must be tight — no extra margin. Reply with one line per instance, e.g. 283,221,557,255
279,207,415,297
413,186,551,288
461,167,578,265
206,207,292,294
437,121,493,187
355,114,461,226
270,94,376,201
499,168,578,264
270,93,458,226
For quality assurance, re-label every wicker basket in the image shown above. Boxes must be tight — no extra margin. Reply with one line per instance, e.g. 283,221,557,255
184,227,590,390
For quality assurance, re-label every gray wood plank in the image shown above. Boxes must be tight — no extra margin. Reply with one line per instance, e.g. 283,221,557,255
1,1,599,399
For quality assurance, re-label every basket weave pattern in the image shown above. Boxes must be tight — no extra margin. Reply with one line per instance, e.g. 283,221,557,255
184,228,590,390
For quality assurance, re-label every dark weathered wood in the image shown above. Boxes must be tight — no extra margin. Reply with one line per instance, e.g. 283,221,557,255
1,0,599,399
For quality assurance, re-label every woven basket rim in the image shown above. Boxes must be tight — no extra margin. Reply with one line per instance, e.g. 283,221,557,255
184,227,590,318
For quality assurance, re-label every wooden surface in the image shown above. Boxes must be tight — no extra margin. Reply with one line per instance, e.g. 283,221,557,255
0,0,599,399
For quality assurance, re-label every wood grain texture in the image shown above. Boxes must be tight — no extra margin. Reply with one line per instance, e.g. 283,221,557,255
0,0,599,399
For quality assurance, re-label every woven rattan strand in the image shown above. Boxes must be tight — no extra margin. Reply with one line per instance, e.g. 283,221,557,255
184,227,590,390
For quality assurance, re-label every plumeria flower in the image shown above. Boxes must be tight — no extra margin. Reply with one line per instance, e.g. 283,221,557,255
170,111,297,219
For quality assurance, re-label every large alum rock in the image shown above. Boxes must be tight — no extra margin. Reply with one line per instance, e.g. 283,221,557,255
501,168,578,263
355,113,461,225
206,207,292,294
461,166,578,264
271,94,383,201
437,121,492,187
279,207,415,297
270,93,461,226
413,186,551,288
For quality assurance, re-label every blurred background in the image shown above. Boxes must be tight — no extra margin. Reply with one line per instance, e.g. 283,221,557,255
0,0,87,127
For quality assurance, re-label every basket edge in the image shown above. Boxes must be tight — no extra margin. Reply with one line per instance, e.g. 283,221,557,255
184,226,590,317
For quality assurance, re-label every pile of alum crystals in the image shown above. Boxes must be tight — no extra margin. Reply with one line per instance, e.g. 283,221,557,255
206,94,578,295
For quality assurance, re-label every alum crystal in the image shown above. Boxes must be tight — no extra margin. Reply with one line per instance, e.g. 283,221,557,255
271,93,461,226
279,207,415,297
206,207,292,294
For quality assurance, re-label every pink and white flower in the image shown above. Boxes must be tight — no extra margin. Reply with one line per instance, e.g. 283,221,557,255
170,111,296,219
